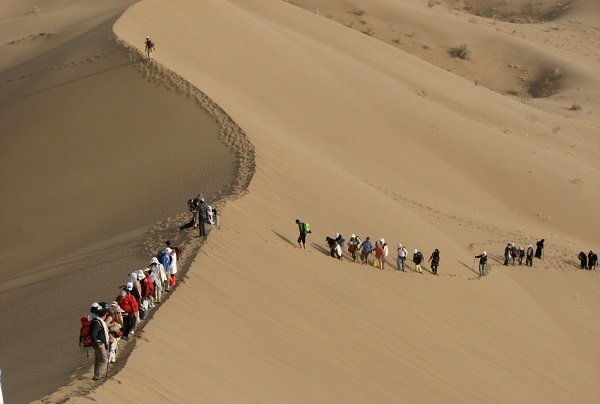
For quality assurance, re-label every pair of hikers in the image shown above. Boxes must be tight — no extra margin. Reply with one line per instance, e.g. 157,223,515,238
180,194,218,237
578,250,598,270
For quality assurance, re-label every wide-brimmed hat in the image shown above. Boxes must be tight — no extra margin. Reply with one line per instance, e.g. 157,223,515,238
110,301,125,313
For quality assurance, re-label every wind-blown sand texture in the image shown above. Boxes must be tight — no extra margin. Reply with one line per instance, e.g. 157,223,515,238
3,0,600,402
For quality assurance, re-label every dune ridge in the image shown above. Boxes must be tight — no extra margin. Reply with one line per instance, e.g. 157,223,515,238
54,0,600,403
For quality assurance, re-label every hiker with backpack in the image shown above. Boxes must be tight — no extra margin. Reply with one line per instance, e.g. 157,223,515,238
397,243,408,272
428,249,440,275
326,236,342,259
347,234,361,262
149,257,166,303
413,249,423,273
90,309,110,380
116,284,138,339
295,219,311,249
518,246,525,265
526,245,534,267
358,237,373,265
475,251,488,276
179,197,200,230
144,36,155,59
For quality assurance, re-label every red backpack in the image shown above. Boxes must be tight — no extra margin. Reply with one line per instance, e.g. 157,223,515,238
79,317,93,348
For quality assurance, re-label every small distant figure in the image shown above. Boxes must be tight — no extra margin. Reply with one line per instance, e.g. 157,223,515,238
198,198,210,237
504,243,511,266
295,219,310,249
326,236,342,259
144,36,155,59
397,243,408,272
517,246,525,265
525,245,534,267
90,309,110,381
578,251,588,269
413,249,423,273
510,244,518,266
428,249,440,275
359,237,373,265
347,234,361,262
475,251,488,276
380,238,389,269
213,206,220,228
588,251,597,270
535,239,544,259
335,233,345,250
179,195,200,230
373,240,385,269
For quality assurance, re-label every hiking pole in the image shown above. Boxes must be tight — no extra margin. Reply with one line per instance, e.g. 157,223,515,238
471,257,476,271
105,357,110,380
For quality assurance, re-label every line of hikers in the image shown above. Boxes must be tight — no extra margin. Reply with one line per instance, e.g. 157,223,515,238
79,240,182,381
295,220,441,275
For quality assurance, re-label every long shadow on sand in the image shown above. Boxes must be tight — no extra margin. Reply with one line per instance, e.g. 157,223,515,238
272,230,296,248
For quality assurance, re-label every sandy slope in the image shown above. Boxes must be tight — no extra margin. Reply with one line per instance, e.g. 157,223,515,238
58,0,600,402
0,1,239,402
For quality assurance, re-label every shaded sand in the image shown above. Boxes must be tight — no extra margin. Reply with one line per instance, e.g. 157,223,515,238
0,1,248,402
49,0,600,402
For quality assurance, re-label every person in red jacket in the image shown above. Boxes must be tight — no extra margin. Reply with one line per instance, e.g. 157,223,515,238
116,283,138,339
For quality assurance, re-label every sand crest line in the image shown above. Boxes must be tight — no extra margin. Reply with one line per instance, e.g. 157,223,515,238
37,34,256,402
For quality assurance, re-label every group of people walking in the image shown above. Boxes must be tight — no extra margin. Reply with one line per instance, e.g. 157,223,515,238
296,220,443,275
80,241,181,381
179,194,219,237
502,239,543,267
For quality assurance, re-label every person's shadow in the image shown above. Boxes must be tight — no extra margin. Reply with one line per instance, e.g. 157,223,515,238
272,230,297,247
310,242,331,257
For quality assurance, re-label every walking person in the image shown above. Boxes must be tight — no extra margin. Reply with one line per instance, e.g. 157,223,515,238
179,197,199,230
518,246,525,265
397,243,408,272
428,249,440,275
475,251,488,276
413,249,423,273
90,309,110,380
380,238,389,269
578,251,588,269
526,245,534,267
504,243,511,266
144,36,155,59
198,198,210,238
373,241,385,269
347,234,362,262
358,237,373,265
535,239,545,259
295,219,310,249
116,284,138,339
588,251,598,270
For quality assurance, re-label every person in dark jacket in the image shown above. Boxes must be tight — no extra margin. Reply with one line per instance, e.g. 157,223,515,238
578,251,588,269
413,249,423,273
475,251,488,276
588,251,597,270
504,243,511,266
428,249,440,275
535,239,545,259
90,309,110,380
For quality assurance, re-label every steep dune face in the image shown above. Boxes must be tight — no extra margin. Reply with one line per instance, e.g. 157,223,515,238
62,0,600,402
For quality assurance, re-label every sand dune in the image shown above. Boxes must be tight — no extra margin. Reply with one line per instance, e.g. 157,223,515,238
53,0,600,402
0,1,241,402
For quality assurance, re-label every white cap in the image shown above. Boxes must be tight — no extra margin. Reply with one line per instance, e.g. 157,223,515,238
351,234,355,238
380,238,385,244
126,282,133,290
483,251,487,255
336,233,340,238
414,249,418,253
165,247,172,253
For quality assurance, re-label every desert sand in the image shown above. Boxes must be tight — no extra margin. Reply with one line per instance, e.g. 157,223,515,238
2,0,599,403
